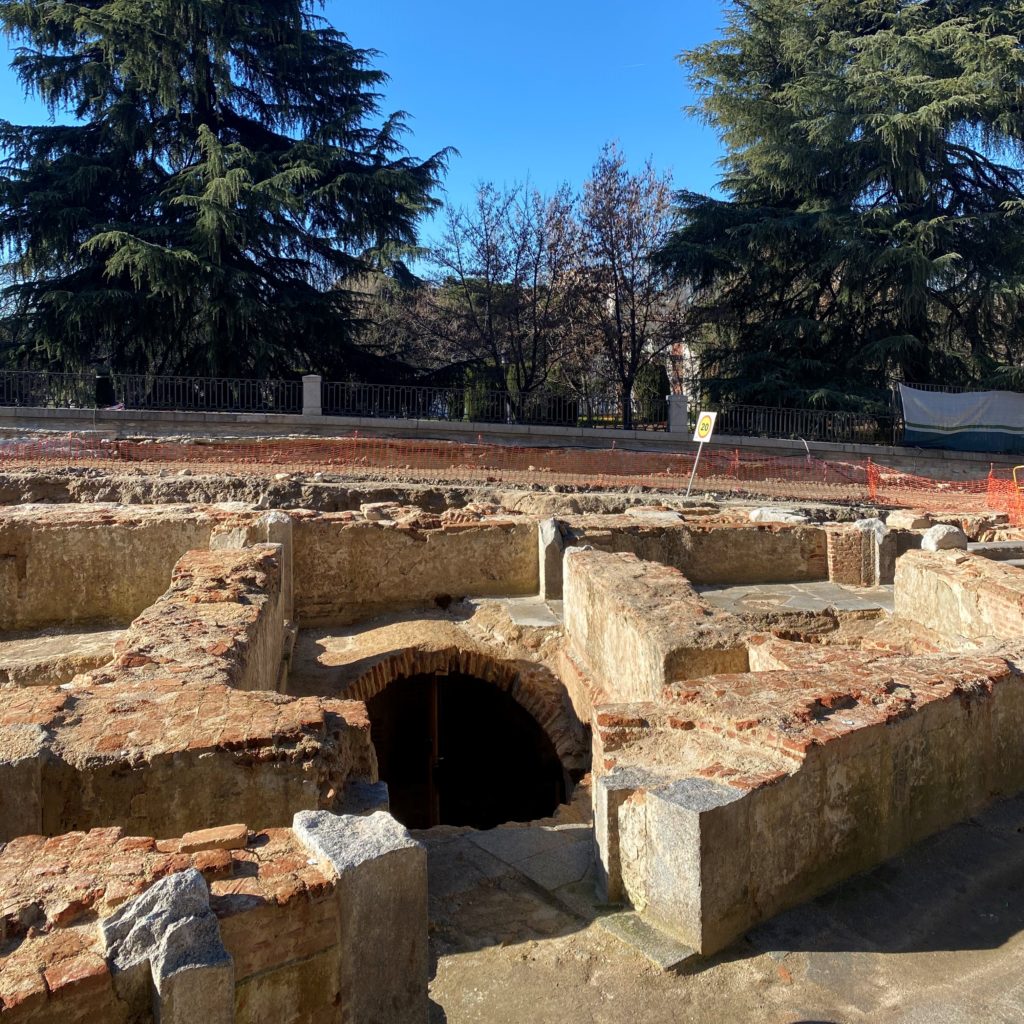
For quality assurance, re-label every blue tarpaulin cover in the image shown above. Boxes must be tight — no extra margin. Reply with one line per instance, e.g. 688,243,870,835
900,384,1024,454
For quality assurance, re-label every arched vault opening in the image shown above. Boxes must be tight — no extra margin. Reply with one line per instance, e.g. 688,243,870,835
344,647,589,830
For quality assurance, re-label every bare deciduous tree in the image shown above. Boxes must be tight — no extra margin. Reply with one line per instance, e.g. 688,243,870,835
578,144,685,428
357,150,686,429
429,182,577,418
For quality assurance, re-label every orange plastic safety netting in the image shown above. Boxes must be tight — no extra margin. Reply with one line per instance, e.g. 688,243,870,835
868,461,994,515
0,431,1005,514
987,471,1024,526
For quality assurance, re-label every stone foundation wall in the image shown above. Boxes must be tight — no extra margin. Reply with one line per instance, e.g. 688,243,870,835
17,493,1024,989
0,681,375,842
80,544,287,693
292,516,539,624
895,550,1024,642
0,629,122,689
0,505,264,630
0,813,427,1023
563,549,749,704
0,543,375,843
0,504,435,1020
593,652,1024,956
562,518,829,585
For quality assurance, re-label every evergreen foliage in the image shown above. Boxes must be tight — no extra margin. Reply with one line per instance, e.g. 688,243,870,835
659,0,1024,409
0,0,447,375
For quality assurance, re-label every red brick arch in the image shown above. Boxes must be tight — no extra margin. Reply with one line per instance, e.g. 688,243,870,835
341,646,588,770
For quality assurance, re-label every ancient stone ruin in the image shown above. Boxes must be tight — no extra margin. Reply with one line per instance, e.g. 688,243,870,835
1,483,1023,1020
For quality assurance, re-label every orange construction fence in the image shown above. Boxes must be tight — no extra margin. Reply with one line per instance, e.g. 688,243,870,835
987,468,1024,527
0,431,1011,516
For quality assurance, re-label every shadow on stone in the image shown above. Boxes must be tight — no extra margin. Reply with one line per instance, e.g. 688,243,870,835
735,793,1024,961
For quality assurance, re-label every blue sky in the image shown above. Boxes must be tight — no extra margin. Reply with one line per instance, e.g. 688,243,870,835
0,0,729,244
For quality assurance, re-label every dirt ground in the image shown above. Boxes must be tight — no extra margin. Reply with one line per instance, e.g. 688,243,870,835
424,794,1024,1024
0,467,876,520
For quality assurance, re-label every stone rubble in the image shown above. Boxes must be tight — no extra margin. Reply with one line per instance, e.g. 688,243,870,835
921,523,970,551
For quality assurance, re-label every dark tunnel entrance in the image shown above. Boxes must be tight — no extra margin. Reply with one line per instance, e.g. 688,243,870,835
366,672,567,830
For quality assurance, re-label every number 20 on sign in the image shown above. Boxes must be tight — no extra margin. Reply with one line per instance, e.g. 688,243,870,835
686,411,718,497
693,411,717,444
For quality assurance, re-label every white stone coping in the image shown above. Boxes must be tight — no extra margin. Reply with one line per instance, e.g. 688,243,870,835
292,809,421,876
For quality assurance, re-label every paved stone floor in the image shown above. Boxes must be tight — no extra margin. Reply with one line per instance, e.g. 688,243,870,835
696,581,895,616
426,793,1024,1023
495,582,894,627
500,597,564,628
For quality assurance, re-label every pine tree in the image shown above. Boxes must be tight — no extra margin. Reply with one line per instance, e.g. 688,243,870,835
0,0,447,376
659,0,1024,410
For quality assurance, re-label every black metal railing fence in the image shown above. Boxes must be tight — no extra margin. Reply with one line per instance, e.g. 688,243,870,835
0,370,97,409
0,370,302,414
711,403,896,445
321,380,667,430
11,368,1018,448
117,374,301,413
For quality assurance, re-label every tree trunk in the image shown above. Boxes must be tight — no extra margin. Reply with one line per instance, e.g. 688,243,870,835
620,378,634,430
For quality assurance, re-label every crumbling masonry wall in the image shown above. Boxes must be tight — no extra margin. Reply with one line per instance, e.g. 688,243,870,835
291,514,539,624
0,505,238,629
562,549,748,707
13,490,1024,1003
0,812,427,1023
560,517,830,586
80,545,288,693
0,539,375,843
0,681,375,843
562,544,1024,956
596,653,1024,955
896,549,1024,643
0,501,432,1022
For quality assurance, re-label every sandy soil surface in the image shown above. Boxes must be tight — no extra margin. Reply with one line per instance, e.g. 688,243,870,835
425,794,1024,1024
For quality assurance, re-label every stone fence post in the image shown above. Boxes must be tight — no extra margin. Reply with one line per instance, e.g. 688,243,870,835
667,394,689,435
302,374,322,416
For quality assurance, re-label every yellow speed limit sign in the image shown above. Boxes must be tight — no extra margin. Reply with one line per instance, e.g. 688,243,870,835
692,411,718,444
686,411,717,497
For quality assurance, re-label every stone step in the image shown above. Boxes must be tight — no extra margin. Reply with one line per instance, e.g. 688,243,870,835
599,910,700,972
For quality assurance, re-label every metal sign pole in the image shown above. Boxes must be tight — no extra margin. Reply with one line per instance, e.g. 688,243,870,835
686,410,717,498
685,441,704,498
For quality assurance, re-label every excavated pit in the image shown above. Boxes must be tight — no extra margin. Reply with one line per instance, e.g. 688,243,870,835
2,485,1024,1024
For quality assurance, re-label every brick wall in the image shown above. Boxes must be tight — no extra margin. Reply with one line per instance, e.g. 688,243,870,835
825,526,872,586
